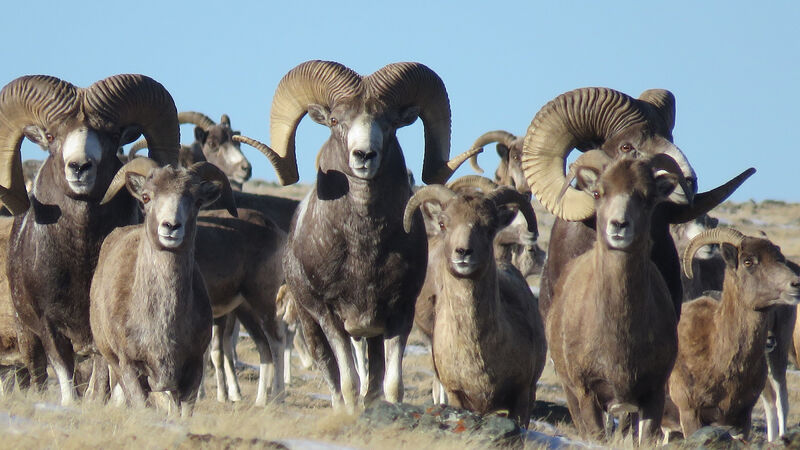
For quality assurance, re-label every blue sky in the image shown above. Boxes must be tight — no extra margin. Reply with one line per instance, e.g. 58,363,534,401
3,1,798,201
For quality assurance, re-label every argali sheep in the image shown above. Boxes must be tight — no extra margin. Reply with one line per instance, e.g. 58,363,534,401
404,179,546,426
267,60,478,412
547,154,683,442
89,159,233,414
0,74,179,405
521,87,755,324
668,228,800,440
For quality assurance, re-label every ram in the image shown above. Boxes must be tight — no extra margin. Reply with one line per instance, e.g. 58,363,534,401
0,75,179,404
264,60,477,411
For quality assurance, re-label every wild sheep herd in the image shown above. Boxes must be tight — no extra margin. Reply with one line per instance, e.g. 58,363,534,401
0,60,796,446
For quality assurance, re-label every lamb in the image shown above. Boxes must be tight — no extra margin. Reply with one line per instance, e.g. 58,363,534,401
403,179,546,426
668,228,800,440
89,159,233,414
547,154,683,442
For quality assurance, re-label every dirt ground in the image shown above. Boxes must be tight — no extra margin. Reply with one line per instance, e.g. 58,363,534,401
2,181,799,449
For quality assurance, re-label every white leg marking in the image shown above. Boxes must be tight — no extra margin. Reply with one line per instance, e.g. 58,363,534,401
383,336,404,404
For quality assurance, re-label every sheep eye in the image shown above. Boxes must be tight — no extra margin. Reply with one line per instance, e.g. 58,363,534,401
743,257,753,267
141,193,150,204
620,143,634,153
45,133,54,143
330,117,339,127
438,221,446,231
592,191,600,200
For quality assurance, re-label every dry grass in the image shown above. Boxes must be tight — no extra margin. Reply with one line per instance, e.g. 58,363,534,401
4,183,800,449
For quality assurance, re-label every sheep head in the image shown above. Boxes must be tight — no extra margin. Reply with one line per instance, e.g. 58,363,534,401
466,131,529,195
520,87,754,223
683,228,800,309
0,74,180,214
572,155,681,251
179,112,252,189
268,60,480,185
404,179,537,278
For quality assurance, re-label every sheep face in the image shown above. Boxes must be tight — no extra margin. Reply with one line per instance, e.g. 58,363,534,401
494,215,546,277
125,167,222,250
723,238,800,309
23,121,134,198
577,158,677,251
308,101,419,180
430,195,505,278
673,215,720,260
193,125,251,188
495,140,529,195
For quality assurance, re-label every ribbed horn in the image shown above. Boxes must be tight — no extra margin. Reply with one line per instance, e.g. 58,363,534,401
447,175,498,193
366,62,454,184
665,168,756,224
0,75,79,214
683,228,745,279
638,89,676,137
467,130,518,173
488,186,538,237
83,74,179,166
178,111,216,130
232,134,281,177
403,185,457,233
558,150,612,204
188,161,237,217
101,157,159,205
521,87,650,221
270,60,363,185
128,138,148,159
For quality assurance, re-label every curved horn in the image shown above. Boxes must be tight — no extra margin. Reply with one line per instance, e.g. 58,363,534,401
638,89,676,137
232,134,282,177
128,138,148,159
84,74,179,167
270,60,363,185
101,157,159,205
0,76,79,214
447,175,498,193
366,62,454,184
521,87,651,221
467,130,518,173
648,153,690,202
178,111,216,130
683,227,745,279
665,168,756,224
188,162,237,217
558,149,612,206
219,114,230,126
403,185,457,233
488,186,539,237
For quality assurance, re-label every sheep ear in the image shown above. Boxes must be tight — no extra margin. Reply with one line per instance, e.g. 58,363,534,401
194,126,208,143
197,180,223,208
421,201,443,226
395,105,420,128
125,173,147,203
497,206,518,229
496,143,510,160
307,104,331,126
721,243,739,270
575,166,601,193
22,125,50,151
655,172,679,199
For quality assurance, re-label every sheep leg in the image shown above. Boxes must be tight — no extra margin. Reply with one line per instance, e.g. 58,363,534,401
383,333,408,404
637,391,666,446
40,321,77,405
511,384,532,429
352,337,369,399
293,327,314,369
282,323,294,384
0,367,14,395
236,311,272,406
117,360,147,408
221,315,242,402
296,307,345,411
85,355,110,402
16,324,46,390
260,310,285,401
574,389,604,439
678,407,702,440
177,357,203,417
363,336,385,405
209,317,228,402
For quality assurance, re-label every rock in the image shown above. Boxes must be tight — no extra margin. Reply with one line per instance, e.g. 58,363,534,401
678,426,744,449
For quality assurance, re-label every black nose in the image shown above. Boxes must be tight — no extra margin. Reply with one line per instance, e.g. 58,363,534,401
455,248,473,257
610,219,629,230
162,221,182,232
791,279,800,289
68,161,93,175
353,150,377,161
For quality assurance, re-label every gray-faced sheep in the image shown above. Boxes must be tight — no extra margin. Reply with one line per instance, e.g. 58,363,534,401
404,179,546,426
521,87,754,324
668,228,800,440
266,60,478,412
89,159,233,415
547,154,683,442
0,74,179,405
